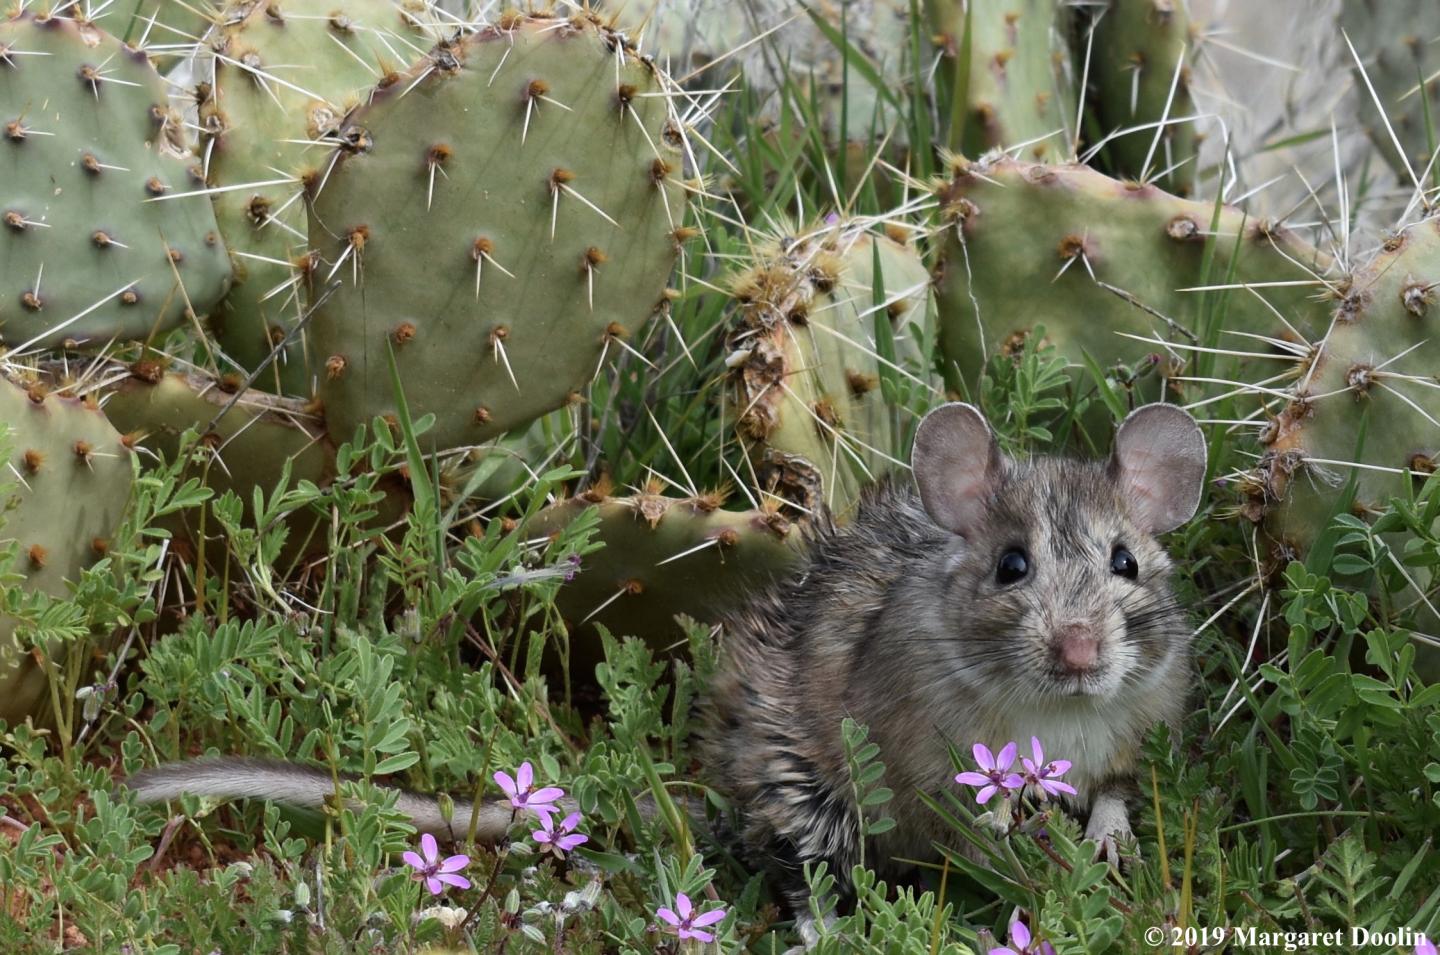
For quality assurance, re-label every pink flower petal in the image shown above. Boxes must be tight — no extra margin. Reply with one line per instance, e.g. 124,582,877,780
516,761,534,791
972,743,995,771
1046,759,1072,776
975,784,998,804
436,872,471,890
493,770,517,798
1042,780,1078,797
1010,921,1031,947
438,854,469,873
528,803,560,822
424,876,444,895
1029,736,1044,766
533,830,553,844
560,811,582,831
420,833,439,864
691,909,726,927
1001,773,1025,790
557,834,588,851
656,907,681,927
675,892,693,919
995,741,1018,771
683,928,715,943
402,851,426,871
991,948,1019,955
956,771,990,787
529,785,565,804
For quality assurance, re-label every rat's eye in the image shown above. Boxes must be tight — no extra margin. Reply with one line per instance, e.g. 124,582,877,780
1111,546,1138,580
995,548,1029,585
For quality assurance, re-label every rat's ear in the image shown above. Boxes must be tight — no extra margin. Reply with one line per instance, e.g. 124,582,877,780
1109,403,1207,533
912,402,1002,537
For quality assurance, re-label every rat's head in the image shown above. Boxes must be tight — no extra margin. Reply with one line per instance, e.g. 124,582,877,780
911,402,1206,702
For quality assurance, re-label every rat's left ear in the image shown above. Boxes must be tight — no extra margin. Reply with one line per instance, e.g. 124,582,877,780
1109,403,1207,533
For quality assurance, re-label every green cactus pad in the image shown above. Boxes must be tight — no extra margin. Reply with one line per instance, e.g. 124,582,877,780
194,0,441,396
0,375,132,725
524,491,801,663
725,223,938,516
1248,220,1440,561
932,156,1331,397
1086,0,1199,197
1340,0,1440,187
99,367,337,556
926,0,1077,161
0,12,232,351
309,12,684,451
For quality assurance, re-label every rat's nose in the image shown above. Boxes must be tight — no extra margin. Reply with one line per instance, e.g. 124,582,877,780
1054,623,1100,673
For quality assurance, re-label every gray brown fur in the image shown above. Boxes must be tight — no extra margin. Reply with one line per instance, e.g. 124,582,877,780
699,410,1200,912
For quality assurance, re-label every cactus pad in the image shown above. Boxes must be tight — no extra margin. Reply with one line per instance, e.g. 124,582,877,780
524,490,801,662
0,12,232,351
309,13,684,451
725,222,937,515
932,156,1331,397
926,0,1077,161
1246,220,1440,562
1086,0,1199,196
0,374,132,725
194,0,440,396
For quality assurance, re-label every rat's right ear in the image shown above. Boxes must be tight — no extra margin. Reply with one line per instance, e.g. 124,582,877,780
912,402,1002,538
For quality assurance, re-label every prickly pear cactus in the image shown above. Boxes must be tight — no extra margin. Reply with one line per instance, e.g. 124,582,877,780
1086,0,1199,197
193,0,440,396
309,12,685,450
725,222,937,515
932,156,1330,397
1340,0,1440,186
0,375,132,725
608,0,912,146
117,1,219,63
525,488,800,664
99,366,337,557
1245,220,1440,564
926,0,1077,161
0,11,232,352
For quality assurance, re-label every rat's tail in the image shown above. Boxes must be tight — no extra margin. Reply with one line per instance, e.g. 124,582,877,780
122,757,518,843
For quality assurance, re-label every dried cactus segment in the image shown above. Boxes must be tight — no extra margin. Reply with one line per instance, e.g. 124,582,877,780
309,13,684,450
0,375,133,725
932,156,1332,398
1085,0,1200,196
192,0,443,396
524,492,801,655
725,222,938,515
926,0,1077,161
0,12,231,352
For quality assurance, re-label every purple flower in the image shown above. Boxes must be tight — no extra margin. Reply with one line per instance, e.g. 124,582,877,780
955,742,1024,804
656,891,726,942
1020,737,1077,799
494,761,564,820
1417,938,1437,955
563,554,582,582
402,833,471,895
989,918,1056,955
533,810,589,858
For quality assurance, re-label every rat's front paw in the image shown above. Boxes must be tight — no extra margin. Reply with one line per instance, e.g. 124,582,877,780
1085,792,1137,867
